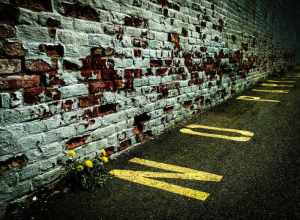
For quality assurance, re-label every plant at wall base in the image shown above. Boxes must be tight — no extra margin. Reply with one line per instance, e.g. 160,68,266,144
64,149,111,192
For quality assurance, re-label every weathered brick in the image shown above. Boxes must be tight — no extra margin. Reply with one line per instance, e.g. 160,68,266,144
57,30,89,46
59,84,89,99
0,75,40,90
25,59,52,72
39,44,64,57
88,34,113,46
23,87,44,104
0,59,21,75
79,95,101,108
16,25,51,42
1,41,25,57
89,81,113,93
59,2,99,21
73,19,103,34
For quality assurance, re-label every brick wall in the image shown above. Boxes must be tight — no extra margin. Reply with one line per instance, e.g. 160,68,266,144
0,0,297,202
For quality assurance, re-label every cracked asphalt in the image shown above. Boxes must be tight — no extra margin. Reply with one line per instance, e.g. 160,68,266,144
6,68,300,220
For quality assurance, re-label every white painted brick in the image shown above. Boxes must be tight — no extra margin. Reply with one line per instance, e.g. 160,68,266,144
59,84,89,99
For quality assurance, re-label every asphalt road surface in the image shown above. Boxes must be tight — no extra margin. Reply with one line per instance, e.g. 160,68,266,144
6,68,300,220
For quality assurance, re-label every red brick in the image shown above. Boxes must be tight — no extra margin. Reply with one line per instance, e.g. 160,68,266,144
114,80,125,89
0,155,28,175
0,59,21,74
89,81,114,93
134,49,142,57
101,68,117,81
156,68,168,76
66,136,88,150
82,104,117,119
25,59,53,73
79,95,101,108
168,33,180,48
124,16,146,27
2,42,25,57
125,69,142,78
134,69,142,78
0,75,40,90
24,87,44,104
89,81,107,93
93,57,107,69
46,71,65,86
150,59,163,67
23,75,41,88
81,69,93,79
39,44,64,57
81,56,93,69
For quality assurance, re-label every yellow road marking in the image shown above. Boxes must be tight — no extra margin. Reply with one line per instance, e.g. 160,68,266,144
236,96,280,103
260,83,294,88
111,170,220,181
127,158,222,181
110,158,223,201
180,124,254,142
252,89,289,94
266,80,296,83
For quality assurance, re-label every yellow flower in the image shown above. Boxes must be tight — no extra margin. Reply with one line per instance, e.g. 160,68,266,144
100,149,107,157
84,160,93,168
66,150,77,158
76,165,84,172
101,156,109,163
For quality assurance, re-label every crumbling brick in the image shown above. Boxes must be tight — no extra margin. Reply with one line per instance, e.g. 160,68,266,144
0,155,28,175
0,59,21,74
25,59,53,73
1,41,25,57
0,75,40,90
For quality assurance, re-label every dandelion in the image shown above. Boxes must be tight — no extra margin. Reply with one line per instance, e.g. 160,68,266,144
100,149,107,157
84,160,93,168
76,165,84,172
66,150,77,158
101,156,109,164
